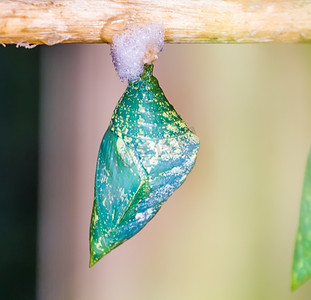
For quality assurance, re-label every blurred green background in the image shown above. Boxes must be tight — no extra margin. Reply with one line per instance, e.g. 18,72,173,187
1,44,311,300
0,46,39,299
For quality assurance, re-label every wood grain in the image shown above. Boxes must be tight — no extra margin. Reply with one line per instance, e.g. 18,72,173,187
1,0,311,45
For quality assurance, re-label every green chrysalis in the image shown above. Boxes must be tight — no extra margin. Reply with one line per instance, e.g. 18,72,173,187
292,148,311,290
89,64,199,267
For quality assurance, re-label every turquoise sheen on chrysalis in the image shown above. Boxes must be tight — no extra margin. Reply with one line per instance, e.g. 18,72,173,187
292,148,311,290
89,64,199,267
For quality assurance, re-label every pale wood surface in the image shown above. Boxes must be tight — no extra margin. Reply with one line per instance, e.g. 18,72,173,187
1,0,311,45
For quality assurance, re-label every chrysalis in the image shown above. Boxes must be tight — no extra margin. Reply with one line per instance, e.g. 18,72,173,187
89,64,199,267
292,148,311,290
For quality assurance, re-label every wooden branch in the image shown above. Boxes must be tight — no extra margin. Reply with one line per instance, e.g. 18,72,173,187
1,0,311,45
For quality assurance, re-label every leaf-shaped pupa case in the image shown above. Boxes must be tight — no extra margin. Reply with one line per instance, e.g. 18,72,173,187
89,64,199,267
292,148,311,290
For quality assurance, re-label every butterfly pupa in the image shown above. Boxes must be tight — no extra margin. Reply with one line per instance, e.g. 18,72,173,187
292,148,311,290
89,64,199,267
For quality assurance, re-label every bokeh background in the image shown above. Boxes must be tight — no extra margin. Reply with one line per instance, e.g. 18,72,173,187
1,43,311,300
0,47,39,299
